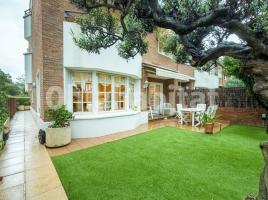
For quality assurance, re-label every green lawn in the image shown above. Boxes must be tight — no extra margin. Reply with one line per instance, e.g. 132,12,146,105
52,125,267,200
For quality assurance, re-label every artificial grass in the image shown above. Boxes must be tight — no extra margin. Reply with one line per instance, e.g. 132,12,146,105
52,125,267,200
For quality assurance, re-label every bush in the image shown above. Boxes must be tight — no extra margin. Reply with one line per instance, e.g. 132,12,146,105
45,105,73,128
16,97,31,106
0,92,8,131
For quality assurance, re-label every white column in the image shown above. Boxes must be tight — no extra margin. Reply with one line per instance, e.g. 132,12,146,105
92,71,98,114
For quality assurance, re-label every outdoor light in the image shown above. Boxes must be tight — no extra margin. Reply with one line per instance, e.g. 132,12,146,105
262,113,267,121
143,80,149,89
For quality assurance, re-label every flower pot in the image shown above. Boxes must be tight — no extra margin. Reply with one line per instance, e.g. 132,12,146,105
24,105,31,110
17,105,25,111
45,127,71,148
204,123,214,134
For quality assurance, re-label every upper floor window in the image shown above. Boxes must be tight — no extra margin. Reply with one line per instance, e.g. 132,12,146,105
72,72,92,112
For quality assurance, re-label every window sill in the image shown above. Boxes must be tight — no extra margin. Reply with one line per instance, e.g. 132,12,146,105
73,111,141,120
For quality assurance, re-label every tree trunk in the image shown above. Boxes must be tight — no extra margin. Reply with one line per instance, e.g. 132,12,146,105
245,59,268,109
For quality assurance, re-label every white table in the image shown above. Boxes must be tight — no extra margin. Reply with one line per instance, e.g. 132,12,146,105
180,108,203,127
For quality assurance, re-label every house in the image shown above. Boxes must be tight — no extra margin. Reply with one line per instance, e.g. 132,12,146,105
23,0,224,138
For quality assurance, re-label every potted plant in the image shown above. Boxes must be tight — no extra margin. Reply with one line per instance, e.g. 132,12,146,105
45,105,73,148
201,112,216,134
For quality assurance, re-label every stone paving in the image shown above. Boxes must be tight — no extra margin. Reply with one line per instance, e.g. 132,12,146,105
0,111,67,200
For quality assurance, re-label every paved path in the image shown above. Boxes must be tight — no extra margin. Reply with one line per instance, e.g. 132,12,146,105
0,111,67,200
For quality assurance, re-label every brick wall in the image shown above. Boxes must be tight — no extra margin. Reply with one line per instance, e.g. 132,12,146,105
142,33,195,77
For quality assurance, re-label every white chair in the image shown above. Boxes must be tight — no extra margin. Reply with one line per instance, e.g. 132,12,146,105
161,103,172,116
176,104,186,125
195,104,207,127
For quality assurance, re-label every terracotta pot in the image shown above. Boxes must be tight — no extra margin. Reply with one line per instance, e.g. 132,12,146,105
46,127,71,148
204,123,214,134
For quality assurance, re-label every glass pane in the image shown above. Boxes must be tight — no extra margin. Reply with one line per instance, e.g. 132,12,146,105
98,103,105,111
83,93,92,102
73,92,82,102
115,84,120,93
106,84,112,92
120,102,125,110
84,83,92,92
73,72,91,82
120,94,125,101
73,83,82,92
99,93,105,103
98,83,104,92
106,75,112,83
106,102,111,111
106,93,112,101
114,93,119,101
83,103,92,112
98,74,105,83
73,103,82,112
120,85,125,92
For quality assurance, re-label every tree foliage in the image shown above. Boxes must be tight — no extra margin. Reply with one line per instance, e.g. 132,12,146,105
69,0,268,110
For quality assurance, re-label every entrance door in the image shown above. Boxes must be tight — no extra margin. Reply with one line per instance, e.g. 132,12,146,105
148,82,163,114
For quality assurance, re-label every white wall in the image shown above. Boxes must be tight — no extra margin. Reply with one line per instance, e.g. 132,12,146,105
194,70,219,89
71,112,148,138
63,22,142,79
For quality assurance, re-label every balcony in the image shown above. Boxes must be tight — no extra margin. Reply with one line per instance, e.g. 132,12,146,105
24,9,32,39
24,53,32,84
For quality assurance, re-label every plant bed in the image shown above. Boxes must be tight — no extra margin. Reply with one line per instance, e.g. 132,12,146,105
45,105,72,148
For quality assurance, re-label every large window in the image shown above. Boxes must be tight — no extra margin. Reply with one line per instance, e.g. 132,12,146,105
98,73,112,111
114,76,126,110
72,72,92,112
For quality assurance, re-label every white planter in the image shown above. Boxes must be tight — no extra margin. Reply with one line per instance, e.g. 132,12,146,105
17,105,25,111
24,106,31,110
45,127,71,148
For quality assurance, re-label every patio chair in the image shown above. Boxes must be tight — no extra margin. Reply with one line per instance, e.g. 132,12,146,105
195,104,207,127
161,103,172,116
176,104,187,125
148,106,161,120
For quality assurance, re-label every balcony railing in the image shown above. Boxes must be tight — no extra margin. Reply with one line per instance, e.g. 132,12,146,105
24,9,32,39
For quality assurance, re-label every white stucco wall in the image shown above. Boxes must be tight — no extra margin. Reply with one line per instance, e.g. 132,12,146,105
194,70,219,89
71,111,148,138
63,22,142,79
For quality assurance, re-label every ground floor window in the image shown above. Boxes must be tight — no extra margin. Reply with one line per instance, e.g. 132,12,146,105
71,71,137,113
72,72,92,112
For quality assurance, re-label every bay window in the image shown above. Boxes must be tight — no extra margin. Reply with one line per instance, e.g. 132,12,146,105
72,71,137,113
72,72,92,112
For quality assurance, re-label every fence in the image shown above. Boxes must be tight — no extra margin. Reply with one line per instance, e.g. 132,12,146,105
175,88,266,126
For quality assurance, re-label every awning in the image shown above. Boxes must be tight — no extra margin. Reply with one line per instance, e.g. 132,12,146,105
156,68,195,82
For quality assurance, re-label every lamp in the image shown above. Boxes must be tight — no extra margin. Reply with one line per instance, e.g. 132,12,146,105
143,80,149,89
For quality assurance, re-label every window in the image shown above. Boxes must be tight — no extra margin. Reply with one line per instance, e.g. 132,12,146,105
129,80,135,110
98,73,112,111
114,76,126,110
72,72,92,112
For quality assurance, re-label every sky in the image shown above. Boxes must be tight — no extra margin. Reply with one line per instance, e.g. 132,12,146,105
0,0,29,80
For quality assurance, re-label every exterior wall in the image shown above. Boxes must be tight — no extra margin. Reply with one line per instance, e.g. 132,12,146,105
217,107,266,126
71,112,148,138
63,22,142,79
194,70,219,89
142,33,195,77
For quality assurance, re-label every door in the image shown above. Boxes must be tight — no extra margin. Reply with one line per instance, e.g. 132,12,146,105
148,82,163,114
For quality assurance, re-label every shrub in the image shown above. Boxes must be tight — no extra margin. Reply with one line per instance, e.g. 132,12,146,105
16,97,31,106
0,92,8,131
45,105,73,128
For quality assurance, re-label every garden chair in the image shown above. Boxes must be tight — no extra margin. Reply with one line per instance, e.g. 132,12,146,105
176,104,187,125
161,103,172,116
206,105,218,118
